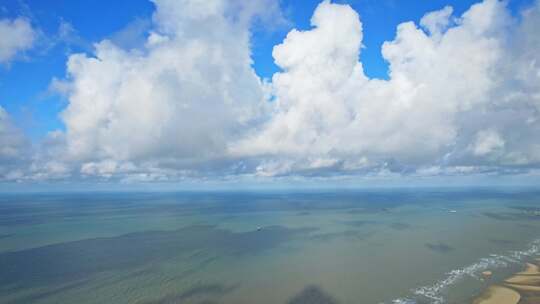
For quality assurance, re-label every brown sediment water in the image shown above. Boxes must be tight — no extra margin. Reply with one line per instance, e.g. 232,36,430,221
473,259,540,304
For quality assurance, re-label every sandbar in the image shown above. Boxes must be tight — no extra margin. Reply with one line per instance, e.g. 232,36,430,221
472,285,520,304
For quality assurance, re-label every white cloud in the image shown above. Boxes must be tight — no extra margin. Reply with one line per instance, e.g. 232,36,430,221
10,0,540,182
232,0,540,176
0,106,29,180
0,107,26,159
419,6,454,37
52,0,287,179
0,17,36,63
471,129,505,156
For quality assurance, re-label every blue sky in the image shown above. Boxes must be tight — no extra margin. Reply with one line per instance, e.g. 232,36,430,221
0,0,539,187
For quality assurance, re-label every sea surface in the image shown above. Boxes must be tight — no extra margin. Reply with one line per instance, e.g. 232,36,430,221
0,188,539,304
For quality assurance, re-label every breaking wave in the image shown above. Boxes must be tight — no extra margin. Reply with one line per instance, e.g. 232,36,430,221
389,239,540,304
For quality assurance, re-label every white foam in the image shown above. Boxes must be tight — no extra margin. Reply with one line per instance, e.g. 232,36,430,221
389,239,540,304
390,299,416,304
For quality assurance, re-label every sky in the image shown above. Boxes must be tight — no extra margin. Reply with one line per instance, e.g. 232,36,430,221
0,0,539,190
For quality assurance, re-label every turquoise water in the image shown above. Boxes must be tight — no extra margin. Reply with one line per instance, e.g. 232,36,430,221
0,189,539,303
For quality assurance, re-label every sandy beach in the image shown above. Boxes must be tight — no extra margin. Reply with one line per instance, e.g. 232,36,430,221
473,259,540,304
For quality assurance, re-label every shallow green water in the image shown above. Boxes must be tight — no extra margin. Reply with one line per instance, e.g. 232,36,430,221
0,189,539,303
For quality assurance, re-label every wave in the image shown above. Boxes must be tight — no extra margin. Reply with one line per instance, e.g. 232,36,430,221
388,239,540,304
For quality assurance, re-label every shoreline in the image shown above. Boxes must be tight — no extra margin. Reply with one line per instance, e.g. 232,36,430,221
473,258,540,304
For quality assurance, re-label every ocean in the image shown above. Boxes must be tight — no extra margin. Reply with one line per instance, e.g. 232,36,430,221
0,188,539,304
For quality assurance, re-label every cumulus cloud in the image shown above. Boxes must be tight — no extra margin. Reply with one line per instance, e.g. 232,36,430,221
40,0,284,181
419,6,454,37
233,0,540,176
0,17,36,63
9,0,540,182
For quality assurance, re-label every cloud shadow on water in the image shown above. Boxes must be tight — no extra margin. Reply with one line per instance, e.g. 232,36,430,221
425,242,455,253
310,230,373,241
483,211,540,221
287,285,340,304
389,222,411,230
341,220,377,227
0,224,315,302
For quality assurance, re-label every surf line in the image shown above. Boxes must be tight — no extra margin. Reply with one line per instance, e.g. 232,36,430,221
389,239,540,304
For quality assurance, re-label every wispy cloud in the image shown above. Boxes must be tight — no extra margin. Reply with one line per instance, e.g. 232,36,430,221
0,17,36,64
